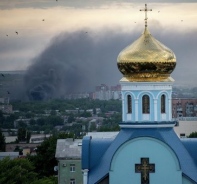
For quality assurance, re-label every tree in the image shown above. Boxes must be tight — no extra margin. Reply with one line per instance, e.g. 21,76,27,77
17,128,31,143
0,129,5,151
30,176,57,184
0,157,37,184
0,157,57,184
67,113,75,123
188,131,197,138
28,133,73,178
17,128,26,142
0,110,5,127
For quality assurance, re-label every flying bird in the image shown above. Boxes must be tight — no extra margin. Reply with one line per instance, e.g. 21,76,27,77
1,74,5,77
15,31,18,35
42,19,45,21
6,35,8,37
7,91,10,94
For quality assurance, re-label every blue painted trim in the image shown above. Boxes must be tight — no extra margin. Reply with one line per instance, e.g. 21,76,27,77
81,136,92,169
119,121,177,125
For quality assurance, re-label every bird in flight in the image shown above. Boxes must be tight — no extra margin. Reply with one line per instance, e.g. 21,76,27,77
1,74,5,77
15,31,18,35
7,91,10,94
6,35,8,37
42,19,45,21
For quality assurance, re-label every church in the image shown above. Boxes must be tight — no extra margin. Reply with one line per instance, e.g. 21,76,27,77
81,4,197,184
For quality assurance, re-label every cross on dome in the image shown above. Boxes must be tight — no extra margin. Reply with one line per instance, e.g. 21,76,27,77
140,4,152,27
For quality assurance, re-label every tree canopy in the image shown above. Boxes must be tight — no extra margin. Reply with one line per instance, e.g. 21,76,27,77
27,132,73,178
188,131,197,138
0,129,5,151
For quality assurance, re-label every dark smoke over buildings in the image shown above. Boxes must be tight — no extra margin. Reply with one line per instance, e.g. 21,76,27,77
11,27,197,101
23,29,134,101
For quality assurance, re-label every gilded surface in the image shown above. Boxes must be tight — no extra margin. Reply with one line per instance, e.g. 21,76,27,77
117,28,176,81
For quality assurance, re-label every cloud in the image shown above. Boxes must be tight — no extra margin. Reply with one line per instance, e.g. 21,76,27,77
0,0,196,10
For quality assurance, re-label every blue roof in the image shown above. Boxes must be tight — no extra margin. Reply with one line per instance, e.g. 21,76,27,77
82,128,197,184
181,138,197,167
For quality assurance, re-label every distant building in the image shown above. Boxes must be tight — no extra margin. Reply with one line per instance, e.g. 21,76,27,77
0,152,19,160
174,120,197,138
55,138,83,184
0,97,9,104
172,98,197,118
93,84,121,100
0,104,13,113
6,143,40,156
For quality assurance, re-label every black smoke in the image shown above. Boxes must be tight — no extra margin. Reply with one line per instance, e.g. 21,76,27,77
23,29,137,101
10,27,197,101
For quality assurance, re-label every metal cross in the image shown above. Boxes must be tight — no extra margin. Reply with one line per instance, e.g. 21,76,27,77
135,158,155,184
140,4,152,28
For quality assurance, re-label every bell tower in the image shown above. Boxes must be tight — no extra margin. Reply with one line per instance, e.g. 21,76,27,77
117,4,176,127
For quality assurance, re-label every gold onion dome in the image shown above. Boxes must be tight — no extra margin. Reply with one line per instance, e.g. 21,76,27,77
117,28,176,82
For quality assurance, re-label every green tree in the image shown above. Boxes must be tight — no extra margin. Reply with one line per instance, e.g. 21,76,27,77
17,128,31,143
28,133,73,178
0,110,5,127
0,157,37,184
30,176,57,184
47,115,64,126
188,131,197,138
0,129,5,151
67,113,75,123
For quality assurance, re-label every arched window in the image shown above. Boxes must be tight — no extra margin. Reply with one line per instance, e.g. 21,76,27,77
142,95,150,114
127,95,132,113
161,94,166,113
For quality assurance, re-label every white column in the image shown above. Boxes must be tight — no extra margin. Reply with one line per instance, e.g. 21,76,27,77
83,169,89,184
122,92,125,121
168,98,172,120
154,99,157,121
135,99,138,121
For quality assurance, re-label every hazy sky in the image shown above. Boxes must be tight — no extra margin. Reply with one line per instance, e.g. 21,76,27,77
1,0,197,88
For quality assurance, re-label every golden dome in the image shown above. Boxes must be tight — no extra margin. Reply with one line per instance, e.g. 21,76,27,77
117,28,176,82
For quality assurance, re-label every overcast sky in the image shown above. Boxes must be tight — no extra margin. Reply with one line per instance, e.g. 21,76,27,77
0,0,197,89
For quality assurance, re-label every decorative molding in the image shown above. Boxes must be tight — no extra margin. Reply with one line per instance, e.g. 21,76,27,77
121,85,172,91
119,122,176,128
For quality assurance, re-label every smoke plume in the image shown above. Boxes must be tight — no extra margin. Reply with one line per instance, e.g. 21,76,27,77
10,27,197,101
23,29,135,100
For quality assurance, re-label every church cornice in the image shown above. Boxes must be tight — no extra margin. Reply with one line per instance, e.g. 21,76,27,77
119,121,176,128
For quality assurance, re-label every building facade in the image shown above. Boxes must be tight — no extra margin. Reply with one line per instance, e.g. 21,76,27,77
172,98,197,118
55,139,83,184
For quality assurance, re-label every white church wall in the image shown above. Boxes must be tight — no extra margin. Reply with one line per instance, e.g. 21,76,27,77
121,81,173,123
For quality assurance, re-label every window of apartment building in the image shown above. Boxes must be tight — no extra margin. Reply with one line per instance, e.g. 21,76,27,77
70,164,75,172
127,95,132,113
142,95,150,114
70,178,76,184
